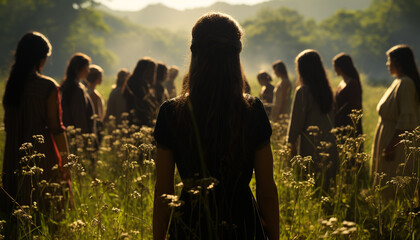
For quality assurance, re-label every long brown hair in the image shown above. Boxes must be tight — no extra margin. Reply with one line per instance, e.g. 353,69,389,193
125,57,156,96
272,60,289,79
333,53,361,88
3,32,52,107
178,12,248,170
387,44,420,102
296,49,333,114
60,53,91,106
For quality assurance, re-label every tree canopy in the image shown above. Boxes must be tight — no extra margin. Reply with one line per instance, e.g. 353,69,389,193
242,0,420,83
1,0,419,84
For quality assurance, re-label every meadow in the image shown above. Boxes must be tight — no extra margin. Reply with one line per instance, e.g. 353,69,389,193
1,72,419,239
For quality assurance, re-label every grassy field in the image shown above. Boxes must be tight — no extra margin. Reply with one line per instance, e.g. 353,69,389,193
1,73,419,239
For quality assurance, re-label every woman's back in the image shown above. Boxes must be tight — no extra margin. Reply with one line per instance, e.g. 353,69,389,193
6,74,59,135
154,95,271,239
3,73,65,209
61,82,94,133
288,85,336,157
334,79,362,133
153,12,279,240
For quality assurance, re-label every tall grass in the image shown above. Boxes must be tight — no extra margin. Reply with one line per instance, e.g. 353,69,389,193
1,74,418,239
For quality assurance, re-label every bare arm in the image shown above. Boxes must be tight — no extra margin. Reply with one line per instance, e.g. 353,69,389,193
287,86,306,157
254,143,279,240
270,86,282,121
46,87,70,177
153,147,175,240
278,82,290,116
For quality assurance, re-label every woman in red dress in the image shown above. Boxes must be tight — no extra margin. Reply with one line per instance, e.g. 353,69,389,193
1,32,71,237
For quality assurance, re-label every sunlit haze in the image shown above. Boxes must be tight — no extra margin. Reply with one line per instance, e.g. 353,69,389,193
97,0,268,11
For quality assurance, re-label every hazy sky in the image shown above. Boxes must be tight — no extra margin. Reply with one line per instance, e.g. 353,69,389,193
97,0,268,11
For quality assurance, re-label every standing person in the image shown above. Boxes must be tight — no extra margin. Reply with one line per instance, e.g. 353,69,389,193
164,66,179,98
257,71,275,115
85,64,105,122
287,49,338,191
332,53,363,135
154,62,170,107
271,60,292,122
153,13,279,240
105,69,130,125
60,53,95,135
124,57,157,127
85,64,105,143
1,32,70,237
372,45,420,199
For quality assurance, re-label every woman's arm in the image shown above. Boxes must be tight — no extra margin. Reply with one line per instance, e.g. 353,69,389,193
254,143,279,240
46,87,70,176
382,130,404,161
270,86,282,121
278,81,290,116
384,77,420,160
287,86,306,157
153,146,175,240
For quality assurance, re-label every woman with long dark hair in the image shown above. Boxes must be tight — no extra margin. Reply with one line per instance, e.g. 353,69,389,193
1,32,70,236
124,57,157,126
372,45,420,199
257,71,275,115
287,49,338,190
86,64,105,122
60,53,95,134
105,69,130,125
164,66,179,98
153,13,279,240
333,53,363,135
154,62,169,107
271,60,292,121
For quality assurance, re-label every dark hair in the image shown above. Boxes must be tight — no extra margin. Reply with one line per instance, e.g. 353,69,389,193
296,49,333,114
387,44,420,102
272,60,289,78
179,12,247,168
156,63,168,84
3,32,52,107
60,53,91,105
126,57,156,97
168,66,179,81
86,64,103,84
257,71,272,83
333,53,361,86
116,68,130,88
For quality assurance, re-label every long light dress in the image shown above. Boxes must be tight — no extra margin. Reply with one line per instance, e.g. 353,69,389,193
271,78,291,122
287,85,338,189
372,76,420,195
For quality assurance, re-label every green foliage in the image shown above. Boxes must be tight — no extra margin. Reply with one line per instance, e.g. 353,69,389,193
2,113,420,239
241,0,420,84
242,7,314,71
0,0,115,76
0,0,188,77
100,12,187,73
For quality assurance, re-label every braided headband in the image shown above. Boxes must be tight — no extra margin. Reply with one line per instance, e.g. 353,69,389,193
190,36,242,53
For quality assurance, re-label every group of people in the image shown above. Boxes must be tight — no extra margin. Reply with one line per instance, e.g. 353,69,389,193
1,11,420,240
256,52,363,190
0,32,180,238
257,45,419,199
61,53,180,139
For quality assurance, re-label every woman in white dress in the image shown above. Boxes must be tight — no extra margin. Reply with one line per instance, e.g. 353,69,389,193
372,44,420,199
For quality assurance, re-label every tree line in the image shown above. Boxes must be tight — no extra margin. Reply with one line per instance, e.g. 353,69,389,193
242,0,420,83
1,0,419,84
